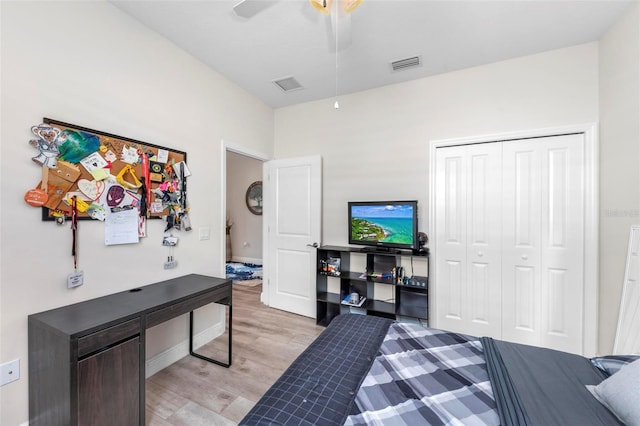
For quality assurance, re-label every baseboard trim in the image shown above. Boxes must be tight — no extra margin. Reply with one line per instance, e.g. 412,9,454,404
145,321,225,378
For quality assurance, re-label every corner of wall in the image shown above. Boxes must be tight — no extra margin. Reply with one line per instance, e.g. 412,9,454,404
597,1,640,355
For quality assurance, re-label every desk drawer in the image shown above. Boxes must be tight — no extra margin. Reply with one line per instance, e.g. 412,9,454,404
78,318,141,358
146,285,231,328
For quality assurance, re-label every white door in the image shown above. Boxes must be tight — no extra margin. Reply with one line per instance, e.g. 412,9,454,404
435,143,503,338
501,134,584,353
434,134,586,354
264,156,321,318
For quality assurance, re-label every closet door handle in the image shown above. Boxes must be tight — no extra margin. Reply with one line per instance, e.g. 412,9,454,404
521,254,528,260
477,251,484,257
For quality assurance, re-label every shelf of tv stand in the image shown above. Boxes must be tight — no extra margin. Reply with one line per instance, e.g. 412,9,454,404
316,291,342,305
319,245,428,257
367,299,396,315
316,245,429,326
344,271,396,285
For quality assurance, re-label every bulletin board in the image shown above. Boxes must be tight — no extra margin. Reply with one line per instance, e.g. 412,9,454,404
35,118,187,221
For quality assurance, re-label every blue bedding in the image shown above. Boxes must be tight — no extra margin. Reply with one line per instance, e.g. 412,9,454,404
241,314,392,425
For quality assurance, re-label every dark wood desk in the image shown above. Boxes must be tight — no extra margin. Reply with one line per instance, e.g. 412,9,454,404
28,274,232,426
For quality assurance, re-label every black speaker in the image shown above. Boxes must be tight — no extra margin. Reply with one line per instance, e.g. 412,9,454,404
413,232,429,256
417,232,428,247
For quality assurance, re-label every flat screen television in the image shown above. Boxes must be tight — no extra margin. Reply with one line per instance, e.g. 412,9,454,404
348,201,418,252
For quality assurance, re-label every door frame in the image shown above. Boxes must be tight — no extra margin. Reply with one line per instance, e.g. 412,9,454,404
220,140,271,302
428,123,599,356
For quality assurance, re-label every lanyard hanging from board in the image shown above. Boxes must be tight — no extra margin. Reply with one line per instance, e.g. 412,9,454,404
68,196,84,288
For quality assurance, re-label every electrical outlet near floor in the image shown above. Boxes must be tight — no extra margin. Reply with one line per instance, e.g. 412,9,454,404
0,359,20,386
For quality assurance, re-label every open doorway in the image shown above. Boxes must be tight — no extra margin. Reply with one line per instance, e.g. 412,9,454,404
221,142,269,294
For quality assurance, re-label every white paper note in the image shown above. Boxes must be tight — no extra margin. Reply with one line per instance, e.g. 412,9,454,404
105,208,139,245
157,149,169,163
80,152,108,172
121,146,140,164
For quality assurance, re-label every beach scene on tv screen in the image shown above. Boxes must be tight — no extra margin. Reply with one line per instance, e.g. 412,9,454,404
351,204,414,245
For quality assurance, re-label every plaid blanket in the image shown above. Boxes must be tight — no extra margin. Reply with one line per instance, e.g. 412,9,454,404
345,322,499,426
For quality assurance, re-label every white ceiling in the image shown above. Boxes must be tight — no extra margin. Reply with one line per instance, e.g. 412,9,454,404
111,0,632,109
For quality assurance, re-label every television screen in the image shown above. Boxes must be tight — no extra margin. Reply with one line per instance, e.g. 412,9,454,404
348,201,418,251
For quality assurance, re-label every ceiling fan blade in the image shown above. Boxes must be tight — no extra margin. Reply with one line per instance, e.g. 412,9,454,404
310,0,332,15
233,0,278,19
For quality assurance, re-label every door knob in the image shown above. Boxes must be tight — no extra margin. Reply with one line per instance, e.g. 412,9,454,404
307,242,318,248
477,251,484,257
521,254,528,260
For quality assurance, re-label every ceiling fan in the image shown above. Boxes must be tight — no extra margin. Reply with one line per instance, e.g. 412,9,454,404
233,0,364,50
308,0,363,15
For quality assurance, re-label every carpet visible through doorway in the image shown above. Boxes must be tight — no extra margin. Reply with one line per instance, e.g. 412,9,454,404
226,262,262,286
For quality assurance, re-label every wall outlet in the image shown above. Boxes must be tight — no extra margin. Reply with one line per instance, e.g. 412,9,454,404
0,359,20,386
163,260,177,269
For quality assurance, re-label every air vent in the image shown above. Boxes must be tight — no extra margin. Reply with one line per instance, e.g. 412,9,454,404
391,56,421,72
272,76,303,92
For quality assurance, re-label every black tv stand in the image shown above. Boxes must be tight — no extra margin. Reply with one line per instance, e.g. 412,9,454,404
316,245,429,327
412,247,430,256
359,246,401,255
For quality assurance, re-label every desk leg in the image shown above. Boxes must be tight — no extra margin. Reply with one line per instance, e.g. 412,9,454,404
189,304,232,368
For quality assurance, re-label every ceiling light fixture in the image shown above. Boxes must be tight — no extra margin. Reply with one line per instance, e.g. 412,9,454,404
309,0,363,15
310,0,363,109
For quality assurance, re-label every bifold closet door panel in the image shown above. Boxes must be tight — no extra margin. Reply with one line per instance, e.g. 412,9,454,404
465,143,503,337
435,143,502,337
501,135,585,354
540,134,585,353
501,141,543,346
435,145,467,334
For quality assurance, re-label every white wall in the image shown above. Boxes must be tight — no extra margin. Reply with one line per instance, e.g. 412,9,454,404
275,0,640,354
275,42,599,245
1,2,638,424
274,43,603,341
226,151,263,263
598,2,640,355
0,2,273,425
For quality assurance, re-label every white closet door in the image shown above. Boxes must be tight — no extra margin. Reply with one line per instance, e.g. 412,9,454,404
435,143,502,337
501,141,542,345
435,145,467,333
502,134,585,353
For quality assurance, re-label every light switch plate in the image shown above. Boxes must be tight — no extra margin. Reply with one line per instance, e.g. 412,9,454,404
0,359,20,386
198,227,210,241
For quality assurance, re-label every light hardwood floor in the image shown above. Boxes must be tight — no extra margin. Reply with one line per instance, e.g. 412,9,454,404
145,284,325,425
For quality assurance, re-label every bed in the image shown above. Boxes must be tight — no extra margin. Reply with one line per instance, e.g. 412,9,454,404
241,314,639,426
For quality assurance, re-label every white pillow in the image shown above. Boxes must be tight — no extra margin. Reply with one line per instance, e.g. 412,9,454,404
587,358,640,426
